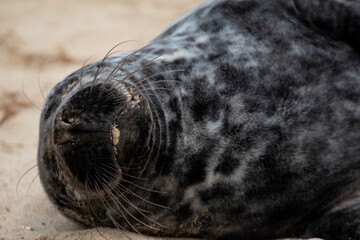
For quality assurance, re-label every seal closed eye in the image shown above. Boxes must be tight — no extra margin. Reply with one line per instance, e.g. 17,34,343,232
38,0,360,239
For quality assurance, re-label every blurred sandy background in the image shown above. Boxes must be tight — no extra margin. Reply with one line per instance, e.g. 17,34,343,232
0,1,202,239
0,0,322,240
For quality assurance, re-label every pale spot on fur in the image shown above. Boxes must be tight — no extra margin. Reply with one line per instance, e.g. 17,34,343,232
206,111,224,134
206,120,222,134
229,164,246,182
74,189,85,201
67,81,77,91
183,186,196,200
205,171,220,185
113,146,118,155
159,49,196,62
111,125,120,146
244,58,259,68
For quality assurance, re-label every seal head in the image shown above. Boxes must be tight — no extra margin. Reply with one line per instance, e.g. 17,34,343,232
53,83,152,191
38,72,158,225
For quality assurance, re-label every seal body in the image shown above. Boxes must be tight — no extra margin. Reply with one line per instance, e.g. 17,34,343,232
38,0,360,239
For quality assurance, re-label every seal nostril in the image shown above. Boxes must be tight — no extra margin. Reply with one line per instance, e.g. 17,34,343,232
58,119,72,130
53,119,78,146
62,117,75,124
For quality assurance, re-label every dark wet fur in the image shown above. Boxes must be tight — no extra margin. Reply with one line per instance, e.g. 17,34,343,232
38,0,360,239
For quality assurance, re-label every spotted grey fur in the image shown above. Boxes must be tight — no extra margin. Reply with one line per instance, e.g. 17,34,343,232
38,0,360,239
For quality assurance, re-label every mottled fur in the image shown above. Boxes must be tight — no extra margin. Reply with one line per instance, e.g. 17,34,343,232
38,0,360,239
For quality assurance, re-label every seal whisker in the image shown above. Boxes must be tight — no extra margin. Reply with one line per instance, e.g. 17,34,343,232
22,79,41,111
106,57,159,88
291,0,301,16
91,41,138,91
112,186,167,229
120,166,141,170
139,86,174,91
108,213,133,240
93,175,143,236
69,169,80,189
101,39,169,86
91,49,128,94
121,178,168,194
98,91,125,106
112,49,176,89
95,161,141,171
138,108,162,178
91,158,137,174
111,58,171,82
136,87,174,95
124,83,174,97
132,69,184,88
121,172,148,181
85,180,125,240
16,163,38,199
93,160,158,199
37,72,46,101
79,56,93,91
90,40,137,93
101,180,160,231
112,188,152,214
100,47,147,93
25,173,39,200
85,174,111,226
105,48,176,100
91,161,123,187
84,175,99,224
94,159,166,196
93,48,128,91
128,93,160,97
100,40,169,96
118,184,171,210
84,179,109,240
91,159,166,218
136,79,180,89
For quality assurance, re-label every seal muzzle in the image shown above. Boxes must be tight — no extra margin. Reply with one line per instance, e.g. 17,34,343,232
51,83,152,191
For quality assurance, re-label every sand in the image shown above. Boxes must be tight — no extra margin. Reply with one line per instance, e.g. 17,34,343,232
0,0,321,239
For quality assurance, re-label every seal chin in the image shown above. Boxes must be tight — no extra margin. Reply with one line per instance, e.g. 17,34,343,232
51,83,152,192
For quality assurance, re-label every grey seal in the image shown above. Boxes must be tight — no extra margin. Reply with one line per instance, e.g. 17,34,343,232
38,0,360,239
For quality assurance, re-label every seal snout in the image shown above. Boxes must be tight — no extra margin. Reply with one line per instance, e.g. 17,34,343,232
48,82,154,193
51,84,127,191
53,117,110,146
